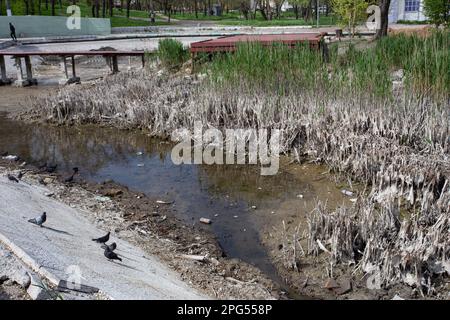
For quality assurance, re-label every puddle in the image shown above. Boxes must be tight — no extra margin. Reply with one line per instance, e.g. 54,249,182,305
0,87,349,295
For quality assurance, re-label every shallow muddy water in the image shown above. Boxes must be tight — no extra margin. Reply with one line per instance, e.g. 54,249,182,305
0,87,349,292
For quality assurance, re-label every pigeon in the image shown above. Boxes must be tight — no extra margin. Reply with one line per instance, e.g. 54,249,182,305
1,151,8,157
101,242,117,251
92,231,110,244
28,212,47,227
17,171,24,180
7,174,19,183
64,167,79,183
104,246,122,262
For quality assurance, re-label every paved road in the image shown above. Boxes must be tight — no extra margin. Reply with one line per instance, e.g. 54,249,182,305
0,174,206,300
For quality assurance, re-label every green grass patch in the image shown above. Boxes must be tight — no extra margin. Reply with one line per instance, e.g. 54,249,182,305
205,30,449,100
156,38,189,70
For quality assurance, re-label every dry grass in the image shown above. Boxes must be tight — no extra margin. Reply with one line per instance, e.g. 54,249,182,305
19,33,449,295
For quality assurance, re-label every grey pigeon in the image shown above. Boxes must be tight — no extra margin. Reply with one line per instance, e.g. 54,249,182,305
101,242,117,251
28,212,47,227
7,174,19,183
92,231,110,243
104,247,122,262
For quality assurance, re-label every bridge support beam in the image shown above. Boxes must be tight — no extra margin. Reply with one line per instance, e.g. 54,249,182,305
0,55,12,85
59,55,80,85
13,56,37,87
111,55,119,74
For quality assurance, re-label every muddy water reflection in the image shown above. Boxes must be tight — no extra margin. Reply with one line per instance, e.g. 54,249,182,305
0,92,347,288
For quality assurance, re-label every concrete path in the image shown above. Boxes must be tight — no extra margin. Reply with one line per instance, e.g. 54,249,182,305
0,174,206,300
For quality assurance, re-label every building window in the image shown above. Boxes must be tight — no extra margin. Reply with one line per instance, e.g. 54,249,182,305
405,0,420,12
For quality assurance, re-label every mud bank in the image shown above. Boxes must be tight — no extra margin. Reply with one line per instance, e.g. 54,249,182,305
0,160,280,300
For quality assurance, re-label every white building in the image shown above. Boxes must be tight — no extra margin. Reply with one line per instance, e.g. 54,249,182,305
389,0,427,23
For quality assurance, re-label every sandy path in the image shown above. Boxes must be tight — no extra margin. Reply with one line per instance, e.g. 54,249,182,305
0,174,207,300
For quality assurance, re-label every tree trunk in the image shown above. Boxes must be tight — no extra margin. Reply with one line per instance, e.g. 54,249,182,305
102,0,106,17
126,0,131,18
375,0,390,39
51,0,55,15
194,0,198,18
24,0,29,15
109,0,113,17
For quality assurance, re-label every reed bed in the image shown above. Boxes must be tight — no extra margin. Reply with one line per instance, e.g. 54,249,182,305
21,31,449,294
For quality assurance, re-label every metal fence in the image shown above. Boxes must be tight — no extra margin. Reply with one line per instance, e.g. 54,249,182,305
0,16,111,38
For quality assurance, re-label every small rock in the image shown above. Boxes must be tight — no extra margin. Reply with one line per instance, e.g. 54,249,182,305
341,189,354,196
27,276,51,300
297,194,304,198
199,218,211,224
94,196,110,202
11,269,31,289
102,189,123,197
44,192,54,197
43,177,53,185
392,294,405,300
324,278,340,290
335,278,352,295
251,205,257,209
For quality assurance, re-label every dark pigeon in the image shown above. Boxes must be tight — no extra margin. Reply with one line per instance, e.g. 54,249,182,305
64,167,79,183
7,174,19,183
1,151,8,157
17,171,24,180
28,212,47,227
104,247,122,262
101,242,117,251
92,231,110,244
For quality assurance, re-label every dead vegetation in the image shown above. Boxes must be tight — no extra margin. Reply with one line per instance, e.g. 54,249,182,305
18,32,449,297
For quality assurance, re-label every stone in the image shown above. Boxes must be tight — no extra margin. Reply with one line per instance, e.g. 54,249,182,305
324,278,339,290
27,276,51,300
199,218,211,224
335,278,352,295
11,269,31,289
102,189,123,197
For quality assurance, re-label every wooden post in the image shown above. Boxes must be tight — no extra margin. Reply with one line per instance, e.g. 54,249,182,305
0,55,11,85
62,56,69,79
141,54,145,68
111,55,119,74
71,56,76,78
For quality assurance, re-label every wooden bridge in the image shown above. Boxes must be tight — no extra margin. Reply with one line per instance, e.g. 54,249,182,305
190,33,327,54
0,50,145,86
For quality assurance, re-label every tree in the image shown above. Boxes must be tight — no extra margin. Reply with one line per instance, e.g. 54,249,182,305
331,0,368,36
51,0,55,15
375,0,390,39
424,0,449,27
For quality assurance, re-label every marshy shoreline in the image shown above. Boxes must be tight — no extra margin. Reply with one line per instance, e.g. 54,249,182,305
3,30,450,300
